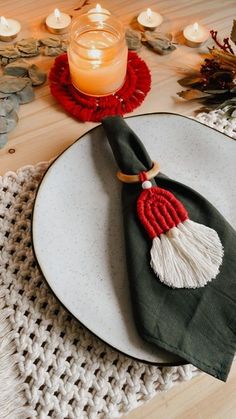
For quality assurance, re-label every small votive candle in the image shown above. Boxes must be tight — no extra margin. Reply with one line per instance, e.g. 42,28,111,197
45,8,71,34
68,13,128,96
183,22,209,47
0,16,21,41
137,8,163,30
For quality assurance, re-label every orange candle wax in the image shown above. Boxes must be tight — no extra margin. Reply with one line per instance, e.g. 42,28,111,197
68,13,128,96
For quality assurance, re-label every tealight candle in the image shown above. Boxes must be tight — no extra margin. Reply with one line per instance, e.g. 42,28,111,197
45,8,71,34
0,16,21,42
68,13,128,96
88,3,110,15
183,22,209,47
137,8,163,30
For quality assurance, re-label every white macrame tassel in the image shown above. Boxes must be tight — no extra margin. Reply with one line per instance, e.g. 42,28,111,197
150,219,224,289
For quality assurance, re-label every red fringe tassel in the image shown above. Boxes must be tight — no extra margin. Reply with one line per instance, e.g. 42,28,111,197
49,52,151,122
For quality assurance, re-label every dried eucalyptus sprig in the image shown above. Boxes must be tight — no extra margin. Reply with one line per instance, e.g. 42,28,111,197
125,28,177,55
144,31,176,55
0,62,46,148
125,28,142,51
0,36,68,65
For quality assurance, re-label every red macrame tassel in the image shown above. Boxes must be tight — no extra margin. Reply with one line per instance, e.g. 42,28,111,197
137,187,188,239
137,183,223,289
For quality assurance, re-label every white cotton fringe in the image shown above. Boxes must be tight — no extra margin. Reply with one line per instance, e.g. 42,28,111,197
0,290,31,419
150,219,224,289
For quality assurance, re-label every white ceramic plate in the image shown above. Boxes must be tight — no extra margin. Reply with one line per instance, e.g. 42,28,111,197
32,113,236,365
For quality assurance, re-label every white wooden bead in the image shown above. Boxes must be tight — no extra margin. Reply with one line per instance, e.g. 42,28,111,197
142,180,152,189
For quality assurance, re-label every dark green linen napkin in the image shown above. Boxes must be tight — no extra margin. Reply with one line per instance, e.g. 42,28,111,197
102,115,236,381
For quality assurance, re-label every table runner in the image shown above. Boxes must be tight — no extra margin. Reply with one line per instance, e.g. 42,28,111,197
0,110,234,418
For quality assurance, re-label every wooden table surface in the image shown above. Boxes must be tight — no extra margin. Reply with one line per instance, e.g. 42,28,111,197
1,1,236,418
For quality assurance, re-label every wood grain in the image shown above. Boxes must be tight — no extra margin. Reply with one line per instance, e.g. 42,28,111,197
127,362,236,419
1,1,236,418
0,0,235,174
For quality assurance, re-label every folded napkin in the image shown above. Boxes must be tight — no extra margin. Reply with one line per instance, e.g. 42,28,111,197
102,115,236,381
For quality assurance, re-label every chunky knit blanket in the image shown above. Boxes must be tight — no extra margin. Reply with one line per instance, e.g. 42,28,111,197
0,110,234,419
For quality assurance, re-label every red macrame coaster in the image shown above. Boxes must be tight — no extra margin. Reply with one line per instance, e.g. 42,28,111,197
49,52,151,122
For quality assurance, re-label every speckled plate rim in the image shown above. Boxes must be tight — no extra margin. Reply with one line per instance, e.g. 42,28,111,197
31,111,234,367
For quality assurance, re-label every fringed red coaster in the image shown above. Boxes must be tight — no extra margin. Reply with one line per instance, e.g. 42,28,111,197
49,52,151,122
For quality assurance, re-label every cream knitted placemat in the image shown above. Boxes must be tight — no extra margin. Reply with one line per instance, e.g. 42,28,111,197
196,109,236,139
0,110,234,419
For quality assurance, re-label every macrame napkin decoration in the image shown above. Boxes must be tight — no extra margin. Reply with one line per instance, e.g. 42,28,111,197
102,115,236,382
118,162,223,289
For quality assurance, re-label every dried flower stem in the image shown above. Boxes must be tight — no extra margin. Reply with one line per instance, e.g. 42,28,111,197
210,30,234,54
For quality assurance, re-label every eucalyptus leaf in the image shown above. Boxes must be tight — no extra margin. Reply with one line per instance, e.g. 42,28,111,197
16,38,39,55
0,92,10,98
28,65,47,86
0,102,7,117
144,31,176,55
0,96,19,116
1,58,9,65
39,36,61,47
0,111,18,133
0,46,21,59
0,133,8,148
125,28,142,51
0,116,7,133
20,51,40,57
230,19,236,44
4,59,30,77
6,94,20,113
44,46,64,56
0,76,30,94
5,110,18,132
16,84,35,104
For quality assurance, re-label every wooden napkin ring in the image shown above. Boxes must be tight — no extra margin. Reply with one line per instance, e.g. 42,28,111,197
117,161,160,184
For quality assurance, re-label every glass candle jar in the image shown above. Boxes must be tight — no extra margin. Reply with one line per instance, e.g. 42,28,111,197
68,12,128,96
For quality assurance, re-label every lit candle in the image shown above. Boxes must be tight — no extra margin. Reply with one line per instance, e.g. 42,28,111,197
45,8,71,34
88,3,110,15
68,13,128,96
183,22,209,47
0,16,21,42
137,8,163,30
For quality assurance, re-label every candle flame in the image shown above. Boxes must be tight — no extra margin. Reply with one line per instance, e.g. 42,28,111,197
0,16,9,28
146,8,152,21
95,4,102,12
54,8,61,22
193,22,199,32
